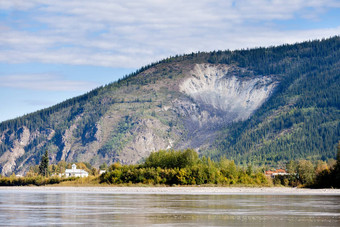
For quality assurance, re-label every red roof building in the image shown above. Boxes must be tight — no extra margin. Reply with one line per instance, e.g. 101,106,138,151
265,169,289,178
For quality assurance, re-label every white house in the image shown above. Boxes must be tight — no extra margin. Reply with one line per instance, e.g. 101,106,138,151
64,164,89,177
99,170,106,175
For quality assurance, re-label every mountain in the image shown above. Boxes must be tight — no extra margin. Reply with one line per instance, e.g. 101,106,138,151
0,37,339,175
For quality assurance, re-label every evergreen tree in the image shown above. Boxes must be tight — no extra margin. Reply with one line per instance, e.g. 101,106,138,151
39,150,49,177
334,141,340,187
337,141,340,163
99,162,108,170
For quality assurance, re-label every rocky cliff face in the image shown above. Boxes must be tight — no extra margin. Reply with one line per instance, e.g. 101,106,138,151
0,127,30,174
180,64,277,123
174,64,277,149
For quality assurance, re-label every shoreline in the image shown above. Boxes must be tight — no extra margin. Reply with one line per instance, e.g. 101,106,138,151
1,186,340,195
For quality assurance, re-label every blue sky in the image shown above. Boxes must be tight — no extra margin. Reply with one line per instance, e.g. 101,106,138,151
0,0,339,123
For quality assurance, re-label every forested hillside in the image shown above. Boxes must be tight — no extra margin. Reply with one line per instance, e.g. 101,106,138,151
206,37,340,165
0,36,339,175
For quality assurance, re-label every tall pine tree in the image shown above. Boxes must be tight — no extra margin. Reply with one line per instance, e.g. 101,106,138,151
39,150,49,177
334,141,340,187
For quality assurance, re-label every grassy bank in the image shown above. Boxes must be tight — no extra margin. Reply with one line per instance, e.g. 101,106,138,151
0,175,78,186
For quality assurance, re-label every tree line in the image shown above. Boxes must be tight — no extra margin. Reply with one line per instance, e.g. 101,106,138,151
100,147,340,187
0,150,102,186
100,149,270,186
1,146,339,187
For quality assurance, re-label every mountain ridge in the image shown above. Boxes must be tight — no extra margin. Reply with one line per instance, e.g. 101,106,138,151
0,36,339,175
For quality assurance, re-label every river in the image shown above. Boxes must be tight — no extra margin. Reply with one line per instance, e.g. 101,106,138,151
0,188,339,226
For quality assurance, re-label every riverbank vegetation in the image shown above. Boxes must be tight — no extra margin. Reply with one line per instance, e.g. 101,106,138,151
99,149,270,186
271,142,340,188
0,150,100,186
312,142,340,188
0,175,77,186
1,145,339,188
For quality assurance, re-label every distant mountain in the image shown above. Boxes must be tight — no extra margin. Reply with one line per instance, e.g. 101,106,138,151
0,37,339,175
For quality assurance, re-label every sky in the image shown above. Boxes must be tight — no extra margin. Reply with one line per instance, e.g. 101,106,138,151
0,0,339,123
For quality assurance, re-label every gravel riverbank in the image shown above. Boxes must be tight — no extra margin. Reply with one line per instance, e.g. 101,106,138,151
1,186,340,195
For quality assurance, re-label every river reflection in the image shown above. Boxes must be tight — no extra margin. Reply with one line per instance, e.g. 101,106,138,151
0,190,339,226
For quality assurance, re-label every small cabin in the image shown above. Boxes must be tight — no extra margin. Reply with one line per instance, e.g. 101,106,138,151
265,169,289,178
99,170,106,175
64,164,88,178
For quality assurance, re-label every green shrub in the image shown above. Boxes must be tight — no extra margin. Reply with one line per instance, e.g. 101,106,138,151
100,149,270,186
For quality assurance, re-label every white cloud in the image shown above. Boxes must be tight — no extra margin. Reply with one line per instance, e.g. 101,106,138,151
0,0,339,68
0,0,38,10
0,74,98,91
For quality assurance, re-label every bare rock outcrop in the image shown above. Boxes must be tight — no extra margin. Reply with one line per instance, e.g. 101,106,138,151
179,64,277,123
118,118,173,164
174,64,278,149
0,127,30,175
